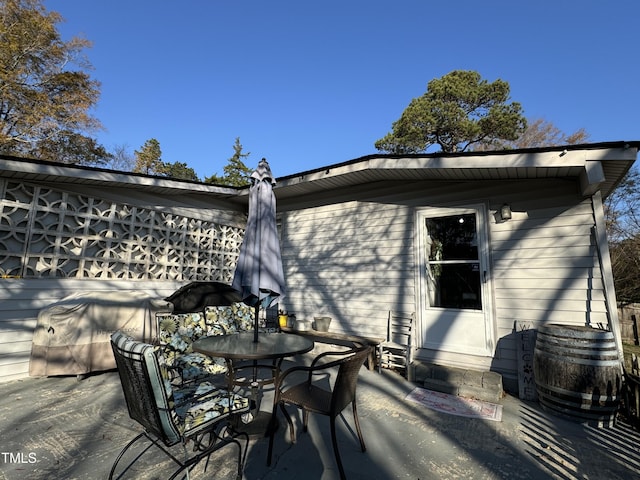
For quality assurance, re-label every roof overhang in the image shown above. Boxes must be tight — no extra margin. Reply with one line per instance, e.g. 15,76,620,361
0,141,637,211
0,154,243,210
268,142,639,209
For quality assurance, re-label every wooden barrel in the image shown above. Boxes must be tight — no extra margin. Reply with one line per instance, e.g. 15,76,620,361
533,324,622,427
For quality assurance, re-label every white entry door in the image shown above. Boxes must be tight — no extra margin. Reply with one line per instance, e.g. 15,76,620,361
416,205,495,357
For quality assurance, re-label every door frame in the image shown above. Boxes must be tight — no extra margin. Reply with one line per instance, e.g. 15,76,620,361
414,203,496,357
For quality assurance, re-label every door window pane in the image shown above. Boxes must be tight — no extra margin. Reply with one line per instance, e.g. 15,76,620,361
425,214,482,310
430,263,481,309
426,214,477,261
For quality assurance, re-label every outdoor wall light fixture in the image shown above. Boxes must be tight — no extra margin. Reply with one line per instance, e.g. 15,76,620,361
500,204,512,221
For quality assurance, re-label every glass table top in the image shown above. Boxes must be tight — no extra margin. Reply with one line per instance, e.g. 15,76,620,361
192,332,314,360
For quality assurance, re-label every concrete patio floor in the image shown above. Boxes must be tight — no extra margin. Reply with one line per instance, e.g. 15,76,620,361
1,350,640,480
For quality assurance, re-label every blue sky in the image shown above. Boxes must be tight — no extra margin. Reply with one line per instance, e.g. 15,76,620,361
47,1,639,180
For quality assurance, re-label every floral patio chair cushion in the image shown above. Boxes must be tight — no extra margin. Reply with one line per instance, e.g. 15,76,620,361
112,330,251,445
204,303,255,334
157,302,258,383
174,352,228,382
173,381,251,434
157,312,227,382
158,312,205,355
205,303,277,333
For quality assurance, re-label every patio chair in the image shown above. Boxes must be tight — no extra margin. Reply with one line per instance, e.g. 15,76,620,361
266,344,372,480
378,311,415,378
109,330,250,480
157,303,271,386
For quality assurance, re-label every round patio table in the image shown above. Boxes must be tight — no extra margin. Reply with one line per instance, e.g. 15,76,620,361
193,332,314,437
192,332,314,387
192,331,313,360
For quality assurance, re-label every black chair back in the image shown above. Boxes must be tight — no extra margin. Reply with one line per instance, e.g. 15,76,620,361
331,346,372,416
111,331,181,446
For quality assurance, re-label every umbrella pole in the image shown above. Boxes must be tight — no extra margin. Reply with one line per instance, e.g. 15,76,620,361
254,304,260,343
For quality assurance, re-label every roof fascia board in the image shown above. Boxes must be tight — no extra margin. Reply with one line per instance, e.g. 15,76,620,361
277,145,637,189
276,148,605,188
0,157,238,195
370,150,588,169
277,141,640,182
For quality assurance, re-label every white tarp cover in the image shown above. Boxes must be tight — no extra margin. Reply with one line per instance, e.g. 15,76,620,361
29,291,172,377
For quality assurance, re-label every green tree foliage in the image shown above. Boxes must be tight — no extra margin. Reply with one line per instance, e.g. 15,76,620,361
205,137,252,186
375,70,526,154
163,161,199,181
205,172,225,186
107,143,198,181
133,138,163,175
0,0,109,164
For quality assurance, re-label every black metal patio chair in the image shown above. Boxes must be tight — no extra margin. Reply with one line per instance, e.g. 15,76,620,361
109,330,250,480
266,344,372,480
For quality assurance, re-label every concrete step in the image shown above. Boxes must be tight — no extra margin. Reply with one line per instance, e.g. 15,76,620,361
410,360,504,403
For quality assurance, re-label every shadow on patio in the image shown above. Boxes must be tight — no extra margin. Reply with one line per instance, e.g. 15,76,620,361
1,352,640,480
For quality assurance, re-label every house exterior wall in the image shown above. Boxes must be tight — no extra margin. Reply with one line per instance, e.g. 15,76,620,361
279,200,417,337
279,178,607,393
489,189,606,391
0,154,620,389
0,177,246,383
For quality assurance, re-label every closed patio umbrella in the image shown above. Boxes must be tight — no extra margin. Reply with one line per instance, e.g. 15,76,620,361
232,158,285,342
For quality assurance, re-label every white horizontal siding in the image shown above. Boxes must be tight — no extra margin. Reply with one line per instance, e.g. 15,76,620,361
491,196,603,326
488,191,604,389
280,179,609,394
281,201,416,338
495,286,605,301
0,278,184,382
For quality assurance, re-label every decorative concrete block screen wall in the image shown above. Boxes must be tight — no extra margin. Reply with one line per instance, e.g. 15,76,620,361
0,179,244,282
